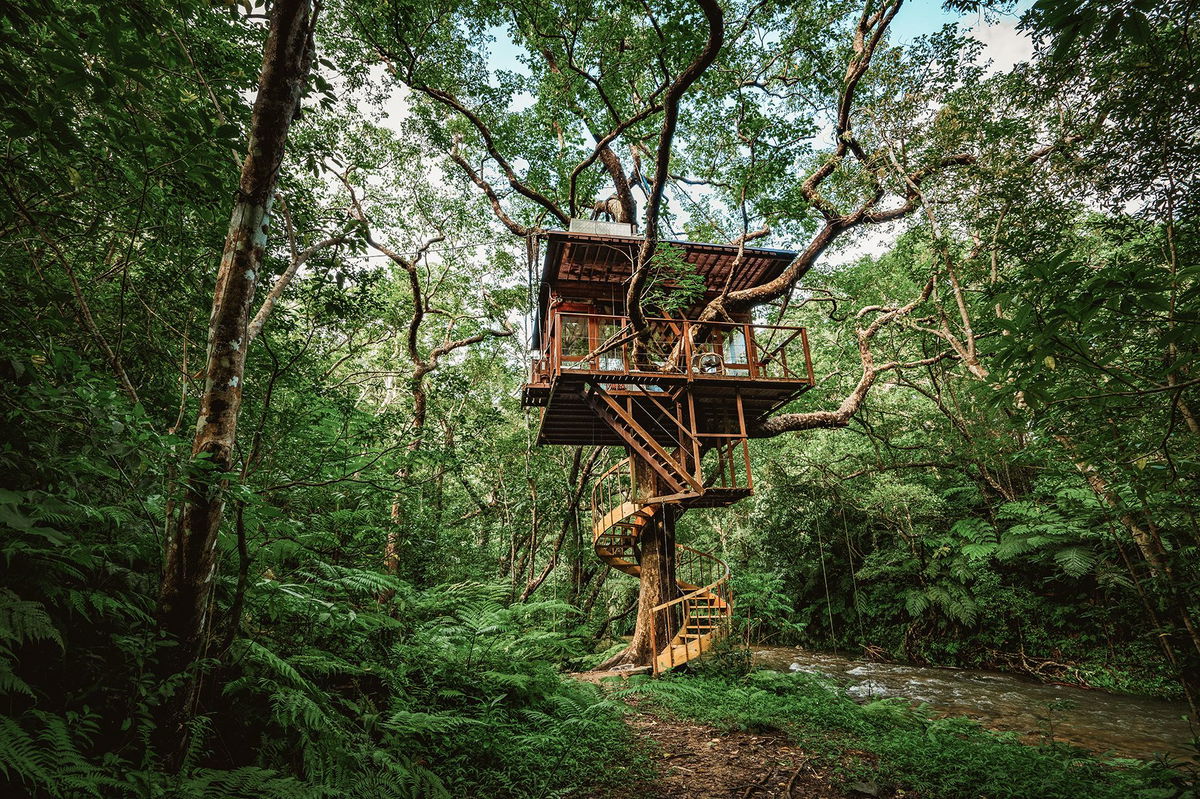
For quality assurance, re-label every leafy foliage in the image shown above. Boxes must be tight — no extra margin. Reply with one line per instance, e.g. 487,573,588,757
1,0,1197,796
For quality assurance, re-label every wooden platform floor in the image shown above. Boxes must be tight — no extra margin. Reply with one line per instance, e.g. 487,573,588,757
525,371,812,446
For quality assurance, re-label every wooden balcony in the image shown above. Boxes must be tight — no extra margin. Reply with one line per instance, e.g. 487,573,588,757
522,312,815,445
527,311,813,386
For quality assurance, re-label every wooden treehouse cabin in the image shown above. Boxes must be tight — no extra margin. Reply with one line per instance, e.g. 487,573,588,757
521,219,814,674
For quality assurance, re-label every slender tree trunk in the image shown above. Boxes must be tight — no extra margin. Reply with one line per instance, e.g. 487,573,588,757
386,371,430,576
597,456,681,669
156,0,315,691
1055,433,1200,710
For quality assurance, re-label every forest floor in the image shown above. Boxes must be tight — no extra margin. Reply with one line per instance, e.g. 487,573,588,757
604,697,855,798
573,667,859,799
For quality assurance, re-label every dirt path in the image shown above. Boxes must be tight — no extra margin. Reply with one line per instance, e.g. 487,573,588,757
603,697,852,799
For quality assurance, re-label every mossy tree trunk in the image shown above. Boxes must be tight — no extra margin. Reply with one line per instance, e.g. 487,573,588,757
155,0,316,756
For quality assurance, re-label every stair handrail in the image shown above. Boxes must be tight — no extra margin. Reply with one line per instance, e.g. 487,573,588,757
585,386,703,494
648,544,732,674
591,456,634,530
621,385,704,482
590,455,734,674
653,544,731,613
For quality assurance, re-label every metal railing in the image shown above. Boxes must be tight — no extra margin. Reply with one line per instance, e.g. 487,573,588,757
588,456,734,675
590,457,636,530
538,311,814,384
649,544,732,675
588,441,750,521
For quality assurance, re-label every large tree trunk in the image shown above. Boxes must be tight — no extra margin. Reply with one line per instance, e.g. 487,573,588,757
598,456,681,669
157,0,315,683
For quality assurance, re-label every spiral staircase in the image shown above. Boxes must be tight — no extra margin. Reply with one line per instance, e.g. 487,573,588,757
586,383,745,674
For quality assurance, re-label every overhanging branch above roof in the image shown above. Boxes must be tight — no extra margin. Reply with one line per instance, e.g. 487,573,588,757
531,229,798,343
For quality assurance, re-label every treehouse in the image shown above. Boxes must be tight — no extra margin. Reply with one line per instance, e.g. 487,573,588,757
520,219,814,673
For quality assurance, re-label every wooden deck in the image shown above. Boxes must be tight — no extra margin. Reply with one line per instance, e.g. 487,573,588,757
522,311,814,446
531,373,810,445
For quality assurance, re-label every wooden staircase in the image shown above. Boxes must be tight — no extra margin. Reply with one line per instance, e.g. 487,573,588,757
587,381,742,673
582,385,702,496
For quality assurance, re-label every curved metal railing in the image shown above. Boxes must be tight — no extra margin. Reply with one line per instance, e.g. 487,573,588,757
650,543,731,674
590,456,733,674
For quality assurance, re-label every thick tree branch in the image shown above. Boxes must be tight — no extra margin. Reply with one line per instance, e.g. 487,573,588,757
752,275,955,436
412,84,569,226
626,0,726,333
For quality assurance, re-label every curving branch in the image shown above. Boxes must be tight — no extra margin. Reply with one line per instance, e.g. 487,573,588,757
749,113,1101,436
247,193,348,342
449,134,531,236
413,84,569,226
567,107,665,217
626,0,726,333
339,171,516,430
753,275,956,436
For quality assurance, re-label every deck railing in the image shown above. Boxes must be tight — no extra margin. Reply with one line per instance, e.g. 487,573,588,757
534,311,814,385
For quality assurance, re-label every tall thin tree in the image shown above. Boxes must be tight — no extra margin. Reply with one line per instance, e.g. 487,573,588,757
157,0,317,691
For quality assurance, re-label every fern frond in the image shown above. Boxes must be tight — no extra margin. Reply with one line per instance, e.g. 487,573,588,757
0,649,33,697
0,589,62,649
230,639,309,689
383,709,479,735
269,689,331,731
0,714,47,788
1054,545,1097,578
179,766,312,799
479,670,533,692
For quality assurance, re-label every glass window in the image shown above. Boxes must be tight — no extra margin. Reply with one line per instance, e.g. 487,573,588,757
598,320,624,372
724,328,749,376
560,317,589,368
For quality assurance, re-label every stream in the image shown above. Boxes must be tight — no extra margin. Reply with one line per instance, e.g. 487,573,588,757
752,647,1196,762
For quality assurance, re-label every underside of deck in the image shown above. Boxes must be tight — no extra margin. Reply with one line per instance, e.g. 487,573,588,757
525,371,810,446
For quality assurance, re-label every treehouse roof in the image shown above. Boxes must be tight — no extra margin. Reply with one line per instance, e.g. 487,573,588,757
533,229,797,342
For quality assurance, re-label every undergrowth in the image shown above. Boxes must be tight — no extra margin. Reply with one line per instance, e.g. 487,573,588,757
612,670,1194,799
0,542,641,798
0,357,644,797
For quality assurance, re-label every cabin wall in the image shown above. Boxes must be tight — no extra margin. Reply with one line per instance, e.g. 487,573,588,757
539,284,754,357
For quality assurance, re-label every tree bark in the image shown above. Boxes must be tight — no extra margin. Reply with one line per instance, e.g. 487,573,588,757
157,0,315,676
597,145,638,224
625,0,724,335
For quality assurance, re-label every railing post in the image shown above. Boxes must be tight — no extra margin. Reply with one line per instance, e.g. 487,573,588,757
745,323,757,379
650,608,659,676
743,439,753,491
801,327,815,384
622,314,630,373
687,393,701,484
683,319,692,378
552,311,561,376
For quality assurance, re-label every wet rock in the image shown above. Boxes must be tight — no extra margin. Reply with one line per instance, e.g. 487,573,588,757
846,680,890,699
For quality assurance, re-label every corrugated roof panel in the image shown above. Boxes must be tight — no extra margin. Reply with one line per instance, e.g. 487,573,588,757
536,229,798,330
